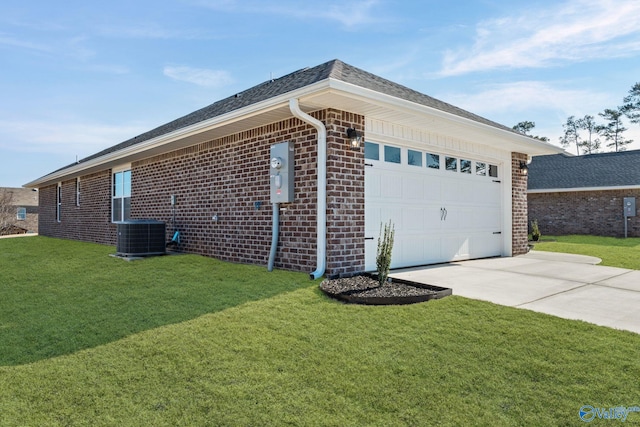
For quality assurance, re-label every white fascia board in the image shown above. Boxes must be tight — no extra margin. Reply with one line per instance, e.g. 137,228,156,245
25,80,333,188
326,79,565,156
528,185,640,193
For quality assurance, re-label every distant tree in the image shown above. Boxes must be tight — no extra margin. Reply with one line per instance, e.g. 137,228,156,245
599,107,633,152
0,189,15,235
513,121,535,135
576,115,601,154
622,82,640,124
559,116,581,155
512,121,549,142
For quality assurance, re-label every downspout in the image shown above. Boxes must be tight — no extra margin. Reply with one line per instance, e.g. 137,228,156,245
267,202,279,271
289,98,326,279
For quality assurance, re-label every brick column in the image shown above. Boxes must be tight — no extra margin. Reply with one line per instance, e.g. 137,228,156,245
325,109,365,277
512,153,529,255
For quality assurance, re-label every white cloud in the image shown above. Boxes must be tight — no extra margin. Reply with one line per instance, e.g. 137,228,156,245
440,81,612,118
163,66,234,87
97,24,219,41
0,34,52,53
439,81,640,151
193,0,382,29
440,0,640,75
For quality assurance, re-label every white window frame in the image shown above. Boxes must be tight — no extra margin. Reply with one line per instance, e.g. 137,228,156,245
76,177,81,207
17,207,26,221
56,182,62,223
112,165,132,223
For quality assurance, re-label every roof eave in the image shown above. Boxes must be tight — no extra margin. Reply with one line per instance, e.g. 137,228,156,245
26,73,565,188
529,184,640,193
320,79,565,156
25,79,333,188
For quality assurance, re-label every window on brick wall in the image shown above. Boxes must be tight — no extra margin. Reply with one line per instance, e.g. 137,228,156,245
17,207,26,221
112,169,131,222
56,183,62,222
76,177,81,207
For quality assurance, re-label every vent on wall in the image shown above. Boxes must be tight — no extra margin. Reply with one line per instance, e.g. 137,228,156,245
116,220,166,257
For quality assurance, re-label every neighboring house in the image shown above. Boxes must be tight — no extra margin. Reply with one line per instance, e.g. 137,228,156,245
0,187,39,235
25,59,562,277
528,150,640,238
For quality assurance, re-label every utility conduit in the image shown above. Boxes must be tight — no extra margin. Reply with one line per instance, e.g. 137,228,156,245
267,202,279,272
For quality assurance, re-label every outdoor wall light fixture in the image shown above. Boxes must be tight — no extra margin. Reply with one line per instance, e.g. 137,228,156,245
519,160,529,175
346,128,362,150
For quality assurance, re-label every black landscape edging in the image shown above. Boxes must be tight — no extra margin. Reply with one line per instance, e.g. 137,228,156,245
321,273,452,306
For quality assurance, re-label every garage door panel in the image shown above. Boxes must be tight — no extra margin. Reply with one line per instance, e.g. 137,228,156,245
474,183,501,205
468,232,502,259
424,205,442,229
381,173,403,199
365,148,503,271
441,236,463,260
423,236,442,264
425,176,441,200
404,207,425,232
399,237,424,267
458,180,476,202
365,173,381,198
403,175,424,200
471,207,502,230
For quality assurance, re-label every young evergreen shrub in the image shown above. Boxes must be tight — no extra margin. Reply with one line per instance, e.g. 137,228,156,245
531,219,541,241
376,220,395,287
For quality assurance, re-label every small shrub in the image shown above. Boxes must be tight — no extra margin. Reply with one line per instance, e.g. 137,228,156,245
531,219,541,241
376,220,395,286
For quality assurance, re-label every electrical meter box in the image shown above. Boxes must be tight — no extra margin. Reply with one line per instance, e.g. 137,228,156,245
270,141,295,203
624,197,636,217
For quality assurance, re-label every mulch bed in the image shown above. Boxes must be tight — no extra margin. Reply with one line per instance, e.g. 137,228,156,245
320,274,451,305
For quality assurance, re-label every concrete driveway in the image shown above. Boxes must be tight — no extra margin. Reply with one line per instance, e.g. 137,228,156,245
390,251,640,334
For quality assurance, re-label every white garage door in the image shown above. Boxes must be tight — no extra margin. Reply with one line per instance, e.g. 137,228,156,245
364,142,503,271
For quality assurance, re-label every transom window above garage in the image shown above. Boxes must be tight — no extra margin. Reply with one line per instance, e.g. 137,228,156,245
364,142,498,179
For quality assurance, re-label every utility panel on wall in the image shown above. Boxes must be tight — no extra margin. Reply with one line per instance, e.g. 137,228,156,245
270,141,295,203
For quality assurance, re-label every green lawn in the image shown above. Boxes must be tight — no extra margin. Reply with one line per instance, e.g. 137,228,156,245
532,234,640,270
1,236,640,426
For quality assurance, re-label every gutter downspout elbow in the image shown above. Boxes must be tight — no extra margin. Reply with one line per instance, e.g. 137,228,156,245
289,98,326,280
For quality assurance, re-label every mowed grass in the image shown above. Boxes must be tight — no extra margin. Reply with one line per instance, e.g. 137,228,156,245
532,235,640,270
0,236,310,366
1,237,640,426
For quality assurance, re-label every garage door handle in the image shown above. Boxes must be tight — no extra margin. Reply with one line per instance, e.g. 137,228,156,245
365,237,375,240
493,231,502,234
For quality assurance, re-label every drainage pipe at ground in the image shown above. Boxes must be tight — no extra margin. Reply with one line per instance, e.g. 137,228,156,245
288,98,326,279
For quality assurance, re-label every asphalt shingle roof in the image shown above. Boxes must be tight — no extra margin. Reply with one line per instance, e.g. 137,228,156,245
63,59,516,171
528,150,640,190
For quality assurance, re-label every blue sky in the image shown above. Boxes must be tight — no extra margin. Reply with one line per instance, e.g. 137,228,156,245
2,0,640,187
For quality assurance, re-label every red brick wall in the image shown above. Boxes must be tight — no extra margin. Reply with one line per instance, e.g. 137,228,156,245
512,153,529,255
38,171,116,245
528,189,640,238
37,109,530,274
325,110,365,276
39,109,365,276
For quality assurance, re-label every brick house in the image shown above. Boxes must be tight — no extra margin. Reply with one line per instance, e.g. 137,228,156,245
528,150,640,237
0,187,39,235
26,59,562,277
